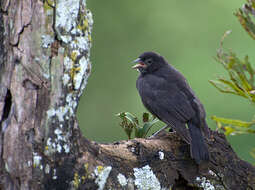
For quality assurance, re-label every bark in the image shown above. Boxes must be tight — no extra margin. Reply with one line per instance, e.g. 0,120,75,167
0,0,254,190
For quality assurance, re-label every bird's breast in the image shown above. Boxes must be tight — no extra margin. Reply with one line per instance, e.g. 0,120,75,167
137,74,177,93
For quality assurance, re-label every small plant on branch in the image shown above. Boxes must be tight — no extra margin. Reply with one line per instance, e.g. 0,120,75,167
116,112,159,139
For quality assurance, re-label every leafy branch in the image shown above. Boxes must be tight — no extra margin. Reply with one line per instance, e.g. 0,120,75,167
210,0,255,163
210,30,255,135
209,30,255,102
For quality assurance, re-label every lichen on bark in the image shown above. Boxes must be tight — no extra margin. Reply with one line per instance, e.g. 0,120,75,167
0,0,255,190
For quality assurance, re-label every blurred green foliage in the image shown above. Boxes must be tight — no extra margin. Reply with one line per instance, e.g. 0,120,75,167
210,1,255,163
77,0,255,163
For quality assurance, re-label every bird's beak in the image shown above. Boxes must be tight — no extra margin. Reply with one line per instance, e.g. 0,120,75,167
132,58,146,69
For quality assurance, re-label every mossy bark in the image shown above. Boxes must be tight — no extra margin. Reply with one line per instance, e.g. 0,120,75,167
0,1,254,190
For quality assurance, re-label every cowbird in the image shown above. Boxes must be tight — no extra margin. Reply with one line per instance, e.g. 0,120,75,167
132,51,210,164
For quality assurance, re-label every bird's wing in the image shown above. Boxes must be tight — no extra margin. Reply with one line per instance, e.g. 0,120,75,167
177,82,210,137
142,88,195,123
140,87,195,143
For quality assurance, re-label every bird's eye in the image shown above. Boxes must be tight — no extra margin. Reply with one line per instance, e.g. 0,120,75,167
147,60,152,64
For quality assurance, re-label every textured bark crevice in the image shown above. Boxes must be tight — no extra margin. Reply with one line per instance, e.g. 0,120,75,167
69,129,255,189
0,0,255,190
101,130,255,189
0,10,5,72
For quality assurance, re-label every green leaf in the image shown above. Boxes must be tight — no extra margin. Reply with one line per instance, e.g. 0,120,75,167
211,116,255,128
219,125,255,136
134,115,159,138
212,115,255,136
116,112,158,139
134,127,144,138
244,56,255,88
123,112,139,126
142,119,159,137
218,78,247,97
224,126,237,135
209,80,239,95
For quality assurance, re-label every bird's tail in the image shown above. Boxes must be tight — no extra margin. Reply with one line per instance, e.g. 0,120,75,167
188,121,209,164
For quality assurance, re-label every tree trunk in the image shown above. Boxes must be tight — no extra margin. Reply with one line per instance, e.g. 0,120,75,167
0,0,254,190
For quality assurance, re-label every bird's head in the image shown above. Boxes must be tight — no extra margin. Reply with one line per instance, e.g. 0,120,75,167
132,51,166,74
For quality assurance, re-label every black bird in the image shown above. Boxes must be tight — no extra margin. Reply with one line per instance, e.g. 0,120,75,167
132,51,210,164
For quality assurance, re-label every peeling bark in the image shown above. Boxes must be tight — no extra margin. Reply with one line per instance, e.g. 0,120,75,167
0,0,255,190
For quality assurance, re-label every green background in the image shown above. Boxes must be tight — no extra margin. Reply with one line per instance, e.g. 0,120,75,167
77,0,255,163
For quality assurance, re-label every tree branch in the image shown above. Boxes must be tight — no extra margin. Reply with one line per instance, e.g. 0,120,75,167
0,0,254,190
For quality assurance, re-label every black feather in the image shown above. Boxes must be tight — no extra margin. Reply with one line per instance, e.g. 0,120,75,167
134,51,210,163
